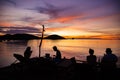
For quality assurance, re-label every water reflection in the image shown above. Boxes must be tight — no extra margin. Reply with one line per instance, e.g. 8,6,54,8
0,39,120,67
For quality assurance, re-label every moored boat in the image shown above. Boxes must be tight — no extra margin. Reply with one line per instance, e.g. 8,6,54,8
0,57,120,80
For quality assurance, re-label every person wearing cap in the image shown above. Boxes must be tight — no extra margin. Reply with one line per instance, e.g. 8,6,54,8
101,48,118,70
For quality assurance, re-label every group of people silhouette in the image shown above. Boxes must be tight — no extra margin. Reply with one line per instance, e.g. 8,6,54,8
86,48,118,70
13,46,118,70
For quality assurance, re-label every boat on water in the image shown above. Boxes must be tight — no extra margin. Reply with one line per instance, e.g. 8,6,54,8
0,57,120,80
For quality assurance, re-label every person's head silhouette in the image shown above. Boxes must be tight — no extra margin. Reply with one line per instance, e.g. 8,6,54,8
89,48,94,55
53,46,57,51
26,46,31,50
106,48,112,54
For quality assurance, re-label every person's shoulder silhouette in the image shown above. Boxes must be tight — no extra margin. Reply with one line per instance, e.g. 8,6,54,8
53,46,61,59
53,46,61,63
101,48,118,70
24,46,32,59
13,46,32,63
87,48,97,66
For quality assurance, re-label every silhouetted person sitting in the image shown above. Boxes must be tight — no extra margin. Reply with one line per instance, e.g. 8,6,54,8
101,48,118,71
24,47,32,60
87,49,97,68
53,46,61,63
13,46,32,63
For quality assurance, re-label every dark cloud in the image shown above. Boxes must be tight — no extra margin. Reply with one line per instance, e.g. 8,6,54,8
0,26,41,34
19,16,46,25
26,2,73,18
0,0,16,6
21,17,34,22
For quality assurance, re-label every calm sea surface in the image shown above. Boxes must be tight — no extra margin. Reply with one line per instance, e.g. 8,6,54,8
0,39,120,68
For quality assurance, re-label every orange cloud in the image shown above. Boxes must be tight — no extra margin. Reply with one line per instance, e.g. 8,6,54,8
0,22,14,27
46,26,82,33
84,13,120,23
0,33,4,35
48,15,83,23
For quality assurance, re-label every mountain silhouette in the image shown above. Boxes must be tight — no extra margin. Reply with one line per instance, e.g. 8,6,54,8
44,34,65,40
0,34,39,40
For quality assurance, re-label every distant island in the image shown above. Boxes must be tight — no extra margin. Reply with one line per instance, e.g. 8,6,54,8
0,34,65,40
0,34,39,40
44,34,65,40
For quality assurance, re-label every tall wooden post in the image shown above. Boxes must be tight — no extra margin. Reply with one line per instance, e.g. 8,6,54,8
39,25,45,58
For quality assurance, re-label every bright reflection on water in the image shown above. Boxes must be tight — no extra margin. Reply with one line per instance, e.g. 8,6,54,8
0,39,120,67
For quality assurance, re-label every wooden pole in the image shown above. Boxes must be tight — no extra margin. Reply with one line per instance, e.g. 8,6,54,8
39,25,45,58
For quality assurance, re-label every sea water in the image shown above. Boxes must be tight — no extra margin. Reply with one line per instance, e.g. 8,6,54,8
0,39,120,68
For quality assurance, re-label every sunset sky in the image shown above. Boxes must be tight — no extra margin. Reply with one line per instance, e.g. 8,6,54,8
0,0,120,39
